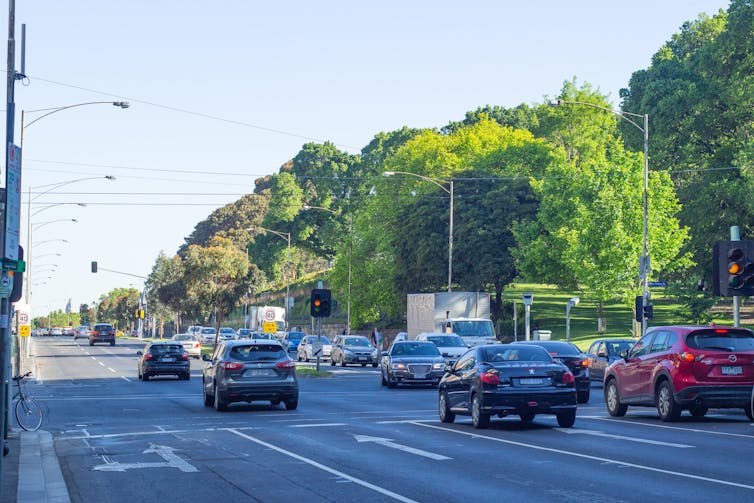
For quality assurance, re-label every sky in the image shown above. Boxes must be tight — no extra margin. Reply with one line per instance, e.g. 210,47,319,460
3,0,731,319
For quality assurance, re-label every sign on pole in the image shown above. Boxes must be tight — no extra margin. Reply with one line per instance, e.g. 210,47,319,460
19,325,29,337
4,144,22,261
263,321,277,334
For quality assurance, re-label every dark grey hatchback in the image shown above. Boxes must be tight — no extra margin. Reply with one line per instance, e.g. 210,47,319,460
137,342,191,381
202,340,298,411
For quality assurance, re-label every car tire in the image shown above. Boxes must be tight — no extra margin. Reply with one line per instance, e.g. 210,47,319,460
361,363,366,367
471,393,490,429
271,399,281,406
387,374,397,388
656,380,681,422
203,387,213,407
110,341,115,346
380,371,387,386
89,342,94,346
605,378,628,417
143,373,150,382
284,399,298,410
688,405,707,418
330,358,336,367
182,373,191,381
745,405,754,422
519,411,535,422
297,354,302,362
214,385,227,412
372,363,378,368
341,359,347,367
577,390,590,404
557,409,576,428
439,390,455,423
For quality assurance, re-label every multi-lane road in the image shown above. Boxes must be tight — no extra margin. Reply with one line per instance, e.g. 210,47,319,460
22,337,754,502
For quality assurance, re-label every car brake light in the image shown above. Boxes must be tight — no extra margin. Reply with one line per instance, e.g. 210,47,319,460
275,360,296,369
181,354,189,360
562,371,575,384
92,331,99,336
194,343,201,348
680,352,704,362
144,354,154,360
713,329,728,334
480,371,500,385
220,362,243,370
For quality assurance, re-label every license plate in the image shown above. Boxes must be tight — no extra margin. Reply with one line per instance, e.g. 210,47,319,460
520,378,543,385
160,357,173,363
722,366,742,375
413,373,426,379
246,369,272,377
358,357,367,361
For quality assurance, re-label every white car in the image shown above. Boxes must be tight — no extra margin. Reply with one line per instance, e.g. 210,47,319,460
200,327,217,344
415,332,468,365
219,327,237,340
171,333,203,358
297,335,332,362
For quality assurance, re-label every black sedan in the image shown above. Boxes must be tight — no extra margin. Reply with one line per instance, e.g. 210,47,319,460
585,338,635,382
202,340,298,411
517,340,591,403
137,342,191,381
439,344,577,429
380,341,446,388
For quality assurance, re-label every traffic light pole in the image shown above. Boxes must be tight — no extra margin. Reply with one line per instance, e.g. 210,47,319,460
316,318,321,372
731,226,740,327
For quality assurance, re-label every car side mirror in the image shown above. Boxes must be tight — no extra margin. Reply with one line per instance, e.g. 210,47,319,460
597,351,607,358
444,362,454,373
201,354,211,362
136,351,143,356
620,349,629,360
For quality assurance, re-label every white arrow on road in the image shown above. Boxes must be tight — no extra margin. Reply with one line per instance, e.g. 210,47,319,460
354,435,451,460
554,428,693,448
93,443,198,472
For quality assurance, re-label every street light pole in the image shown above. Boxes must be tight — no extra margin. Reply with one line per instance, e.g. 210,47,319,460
252,226,291,325
383,171,454,292
549,99,650,335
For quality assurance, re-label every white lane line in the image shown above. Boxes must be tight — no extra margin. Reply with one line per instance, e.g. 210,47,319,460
354,434,451,460
377,420,435,424
108,368,116,373
90,356,96,360
580,415,754,440
121,376,132,383
413,422,754,491
554,428,693,448
289,423,346,428
226,428,418,503
98,361,106,367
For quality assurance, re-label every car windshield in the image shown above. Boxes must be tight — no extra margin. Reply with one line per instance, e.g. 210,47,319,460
453,321,495,338
238,329,252,335
150,344,183,354
686,329,754,351
201,328,216,334
287,332,304,341
95,325,112,331
220,328,234,333
483,346,552,362
229,344,286,361
391,343,440,357
427,335,464,347
309,336,331,344
345,337,371,347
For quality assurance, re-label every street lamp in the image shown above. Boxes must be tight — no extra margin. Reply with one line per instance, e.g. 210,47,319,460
565,297,580,342
383,171,454,292
303,204,353,334
31,202,86,218
549,99,649,335
32,218,78,231
249,226,291,323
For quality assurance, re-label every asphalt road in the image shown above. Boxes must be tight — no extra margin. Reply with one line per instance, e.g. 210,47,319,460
24,336,754,502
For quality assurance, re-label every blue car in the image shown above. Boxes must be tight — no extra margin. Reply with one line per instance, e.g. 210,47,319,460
283,331,306,352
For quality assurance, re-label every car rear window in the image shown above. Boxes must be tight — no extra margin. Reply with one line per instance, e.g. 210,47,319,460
150,344,183,354
685,329,754,352
94,324,113,331
530,342,581,355
484,346,552,362
229,344,286,361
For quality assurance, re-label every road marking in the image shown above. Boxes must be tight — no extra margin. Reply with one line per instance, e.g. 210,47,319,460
121,376,131,383
354,434,451,460
554,428,693,447
414,422,754,491
108,368,116,373
227,428,419,503
290,423,346,428
377,419,435,424
580,415,754,439
93,443,197,473
98,361,105,367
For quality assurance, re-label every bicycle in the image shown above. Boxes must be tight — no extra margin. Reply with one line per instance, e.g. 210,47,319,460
12,371,42,431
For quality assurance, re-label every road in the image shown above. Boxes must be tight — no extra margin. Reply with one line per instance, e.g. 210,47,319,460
23,336,754,502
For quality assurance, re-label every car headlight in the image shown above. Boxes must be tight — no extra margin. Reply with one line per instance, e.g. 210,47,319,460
343,349,354,356
432,362,444,370
392,362,406,370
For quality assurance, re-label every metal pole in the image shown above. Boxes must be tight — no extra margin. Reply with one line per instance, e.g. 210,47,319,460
316,318,321,372
731,226,741,327
448,180,453,292
641,113,650,336
347,216,352,334
285,233,291,330
525,304,531,341
566,303,572,342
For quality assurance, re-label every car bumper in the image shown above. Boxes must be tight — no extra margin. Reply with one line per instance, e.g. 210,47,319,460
675,385,754,408
89,336,114,344
480,388,577,415
389,370,444,385
342,354,377,364
144,364,190,375
219,382,299,403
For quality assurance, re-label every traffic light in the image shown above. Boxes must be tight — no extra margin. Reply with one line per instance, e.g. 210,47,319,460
310,288,332,317
713,240,754,296
91,261,98,273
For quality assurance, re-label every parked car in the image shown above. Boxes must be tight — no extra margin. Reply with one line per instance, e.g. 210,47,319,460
73,326,90,340
62,326,75,336
187,325,203,336
201,340,298,411
330,335,378,367
439,344,577,428
297,335,332,361
219,327,237,340
89,323,115,346
380,340,445,388
237,328,254,339
586,338,635,382
415,333,468,366
282,331,305,352
200,327,217,344
171,333,203,358
137,341,190,381
604,325,754,421
50,327,63,336
517,340,591,403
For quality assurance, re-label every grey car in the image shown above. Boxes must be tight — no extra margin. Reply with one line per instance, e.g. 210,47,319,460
330,335,378,367
380,341,446,388
137,341,190,381
202,340,298,411
586,338,635,382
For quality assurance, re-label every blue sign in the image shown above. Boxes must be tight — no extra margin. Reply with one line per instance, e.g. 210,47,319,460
648,281,668,287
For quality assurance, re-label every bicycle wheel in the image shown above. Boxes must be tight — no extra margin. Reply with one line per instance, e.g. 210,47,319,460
15,396,42,431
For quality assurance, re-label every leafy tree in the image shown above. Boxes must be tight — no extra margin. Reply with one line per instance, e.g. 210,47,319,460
145,252,189,331
95,288,141,330
79,304,92,325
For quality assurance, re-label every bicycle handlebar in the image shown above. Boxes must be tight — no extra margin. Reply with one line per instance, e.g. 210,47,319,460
12,371,32,381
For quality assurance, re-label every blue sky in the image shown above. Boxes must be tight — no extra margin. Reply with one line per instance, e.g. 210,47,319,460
6,0,730,318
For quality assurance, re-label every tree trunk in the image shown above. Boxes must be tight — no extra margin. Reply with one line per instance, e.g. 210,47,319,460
597,301,606,334
492,283,503,324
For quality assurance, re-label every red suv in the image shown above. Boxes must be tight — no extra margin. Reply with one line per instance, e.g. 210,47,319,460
604,326,754,421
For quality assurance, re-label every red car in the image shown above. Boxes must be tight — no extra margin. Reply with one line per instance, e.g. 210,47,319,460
604,325,754,421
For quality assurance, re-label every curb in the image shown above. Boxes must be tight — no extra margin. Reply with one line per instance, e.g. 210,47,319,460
18,430,70,503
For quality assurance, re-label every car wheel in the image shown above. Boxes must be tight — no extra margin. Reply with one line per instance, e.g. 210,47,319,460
143,373,150,382
361,363,366,367
380,370,387,386
688,405,708,418
386,373,397,388
656,380,681,422
271,399,281,406
745,405,754,422
110,341,115,346
330,357,336,367
605,378,628,417
439,390,455,423
372,363,378,368
519,411,535,422
203,383,213,407
213,385,227,411
471,393,490,429
182,373,191,381
89,342,94,346
557,409,576,428
577,390,590,404
284,399,298,410
341,359,347,367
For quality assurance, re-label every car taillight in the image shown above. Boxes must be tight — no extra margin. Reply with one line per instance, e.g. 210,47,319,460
480,371,500,385
181,354,189,360
579,359,589,367
92,331,99,336
219,362,243,370
679,352,704,362
562,371,575,384
275,360,296,369
194,343,201,348
144,354,154,360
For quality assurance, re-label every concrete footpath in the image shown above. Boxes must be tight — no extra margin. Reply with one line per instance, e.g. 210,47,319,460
1,429,71,503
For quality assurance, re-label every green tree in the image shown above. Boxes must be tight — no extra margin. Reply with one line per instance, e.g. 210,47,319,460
95,288,141,330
